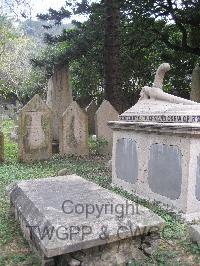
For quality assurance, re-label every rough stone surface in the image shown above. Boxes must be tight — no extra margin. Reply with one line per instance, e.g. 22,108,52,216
0,131,4,162
95,100,119,154
9,175,164,259
60,101,88,156
46,64,73,142
19,94,52,162
58,237,147,266
190,65,200,102
85,100,98,135
188,224,200,244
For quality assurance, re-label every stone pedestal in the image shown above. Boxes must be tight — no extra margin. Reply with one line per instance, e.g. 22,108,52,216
109,121,200,221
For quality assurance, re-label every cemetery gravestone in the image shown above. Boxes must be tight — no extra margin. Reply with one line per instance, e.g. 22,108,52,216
85,100,98,134
95,100,119,154
60,101,88,156
109,63,200,221
19,94,52,162
46,64,73,143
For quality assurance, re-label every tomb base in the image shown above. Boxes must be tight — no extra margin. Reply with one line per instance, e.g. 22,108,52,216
109,121,200,222
8,175,164,265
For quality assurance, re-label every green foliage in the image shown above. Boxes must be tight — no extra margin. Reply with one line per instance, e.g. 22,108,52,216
88,136,108,155
31,0,200,106
0,17,48,103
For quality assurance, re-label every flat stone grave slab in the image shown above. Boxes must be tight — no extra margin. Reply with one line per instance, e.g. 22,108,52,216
9,175,164,265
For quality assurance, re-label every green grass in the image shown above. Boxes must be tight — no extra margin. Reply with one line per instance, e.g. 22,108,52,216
0,119,200,265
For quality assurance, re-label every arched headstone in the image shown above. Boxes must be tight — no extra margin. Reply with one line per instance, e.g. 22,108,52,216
60,101,88,156
19,94,52,162
95,100,119,154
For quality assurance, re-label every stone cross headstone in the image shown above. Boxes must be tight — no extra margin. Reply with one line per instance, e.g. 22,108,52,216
85,100,98,135
95,100,119,154
190,64,200,102
46,64,73,142
60,101,88,156
0,131,4,162
19,94,52,162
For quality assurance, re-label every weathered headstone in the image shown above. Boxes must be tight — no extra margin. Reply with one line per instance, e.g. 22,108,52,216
85,100,98,134
109,63,200,221
95,100,119,154
8,175,164,265
0,131,4,162
190,64,200,102
46,64,73,143
19,94,52,162
60,101,88,156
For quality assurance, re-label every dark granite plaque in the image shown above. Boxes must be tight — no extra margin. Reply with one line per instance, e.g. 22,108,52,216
115,138,138,184
148,144,182,200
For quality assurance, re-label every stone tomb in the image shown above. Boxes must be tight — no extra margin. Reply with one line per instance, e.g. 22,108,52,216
0,131,4,162
109,63,200,221
8,175,164,265
95,100,119,154
19,94,52,162
60,101,88,156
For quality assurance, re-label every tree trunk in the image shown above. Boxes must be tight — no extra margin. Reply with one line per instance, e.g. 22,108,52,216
103,0,128,114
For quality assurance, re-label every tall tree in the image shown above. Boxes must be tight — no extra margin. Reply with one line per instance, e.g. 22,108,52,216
103,0,127,113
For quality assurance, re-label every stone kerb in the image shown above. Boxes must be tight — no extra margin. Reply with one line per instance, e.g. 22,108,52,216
60,101,88,156
95,100,119,154
19,94,52,162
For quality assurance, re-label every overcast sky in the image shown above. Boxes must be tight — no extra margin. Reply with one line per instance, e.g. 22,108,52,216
30,0,98,22
1,0,95,22
31,0,66,17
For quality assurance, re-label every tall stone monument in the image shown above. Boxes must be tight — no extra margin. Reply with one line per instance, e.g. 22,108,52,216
190,64,200,102
19,94,52,162
95,100,119,154
109,63,200,221
60,101,88,156
46,64,73,145
85,100,98,135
